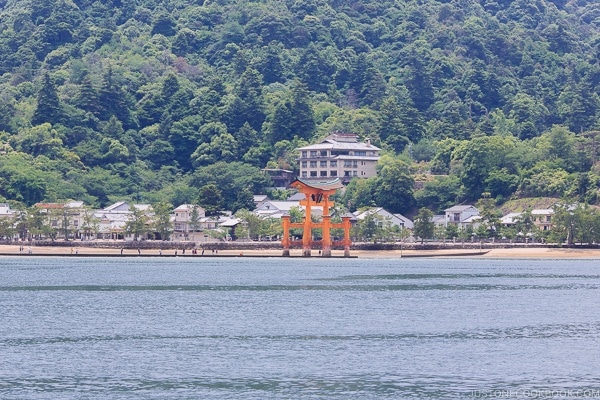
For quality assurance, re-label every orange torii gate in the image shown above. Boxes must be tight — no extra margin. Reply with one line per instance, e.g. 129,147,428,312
281,178,352,257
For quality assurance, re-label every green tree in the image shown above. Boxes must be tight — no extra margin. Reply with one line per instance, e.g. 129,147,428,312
189,204,202,235
572,204,600,245
0,217,15,239
373,156,415,214
356,210,384,242
125,205,149,241
80,208,99,240
290,80,316,140
198,183,224,217
477,194,501,238
413,207,435,243
342,177,376,212
415,175,464,213
32,73,63,126
153,202,173,240
549,201,575,246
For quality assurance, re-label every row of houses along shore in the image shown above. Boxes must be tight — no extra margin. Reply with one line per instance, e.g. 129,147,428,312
0,198,557,244
0,134,561,245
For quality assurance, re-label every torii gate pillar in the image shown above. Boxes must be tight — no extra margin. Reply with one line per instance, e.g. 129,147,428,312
281,178,351,257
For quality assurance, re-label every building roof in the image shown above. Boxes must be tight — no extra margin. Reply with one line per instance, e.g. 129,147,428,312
255,201,300,212
501,212,521,224
253,195,269,204
297,133,380,152
34,202,64,209
174,204,200,212
445,205,478,212
65,201,84,208
220,218,242,227
287,192,305,201
531,209,554,215
431,215,446,224
104,201,129,211
462,215,481,223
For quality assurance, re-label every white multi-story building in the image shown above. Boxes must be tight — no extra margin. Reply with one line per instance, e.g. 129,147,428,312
296,133,380,182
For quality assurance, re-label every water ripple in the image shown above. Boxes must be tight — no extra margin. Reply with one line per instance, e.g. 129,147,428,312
3,322,600,347
1,283,599,291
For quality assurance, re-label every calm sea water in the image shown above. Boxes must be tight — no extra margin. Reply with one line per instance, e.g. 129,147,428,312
2,256,600,399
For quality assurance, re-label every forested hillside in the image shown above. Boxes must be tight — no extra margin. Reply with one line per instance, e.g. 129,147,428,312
0,0,599,214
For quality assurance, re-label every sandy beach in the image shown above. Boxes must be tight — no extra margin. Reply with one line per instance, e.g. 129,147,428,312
2,244,600,259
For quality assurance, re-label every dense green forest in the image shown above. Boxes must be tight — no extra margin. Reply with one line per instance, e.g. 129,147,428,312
0,0,599,214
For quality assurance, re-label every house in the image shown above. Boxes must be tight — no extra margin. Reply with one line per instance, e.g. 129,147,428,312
431,214,446,227
253,200,302,219
0,203,16,239
532,209,553,231
500,212,521,227
253,195,269,207
172,204,206,241
33,201,87,240
461,214,482,230
93,202,154,240
353,207,414,230
0,203,15,219
262,168,294,188
296,132,380,182
500,209,554,232
444,205,480,229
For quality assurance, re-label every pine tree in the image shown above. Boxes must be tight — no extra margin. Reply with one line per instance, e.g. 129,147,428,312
290,81,316,140
77,74,100,116
32,73,63,126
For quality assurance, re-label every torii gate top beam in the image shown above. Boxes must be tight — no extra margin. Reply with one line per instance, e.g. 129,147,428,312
290,178,344,193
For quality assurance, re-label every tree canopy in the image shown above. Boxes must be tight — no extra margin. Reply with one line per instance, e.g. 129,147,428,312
0,0,598,212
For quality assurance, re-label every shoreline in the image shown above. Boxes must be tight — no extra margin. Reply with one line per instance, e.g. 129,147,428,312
2,245,600,259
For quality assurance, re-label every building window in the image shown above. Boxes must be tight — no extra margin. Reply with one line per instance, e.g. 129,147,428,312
546,216,551,222
355,151,366,156
344,171,351,177
353,171,357,176
310,161,317,168
320,150,327,157
344,161,352,167
330,161,337,167
320,171,327,177
330,170,337,176
353,161,358,167
302,161,307,168
320,160,327,167
453,213,461,222
310,171,318,177
302,171,307,177
302,151,307,158
310,151,317,157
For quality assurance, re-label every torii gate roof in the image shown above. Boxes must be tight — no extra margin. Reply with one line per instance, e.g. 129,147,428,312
290,178,344,192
